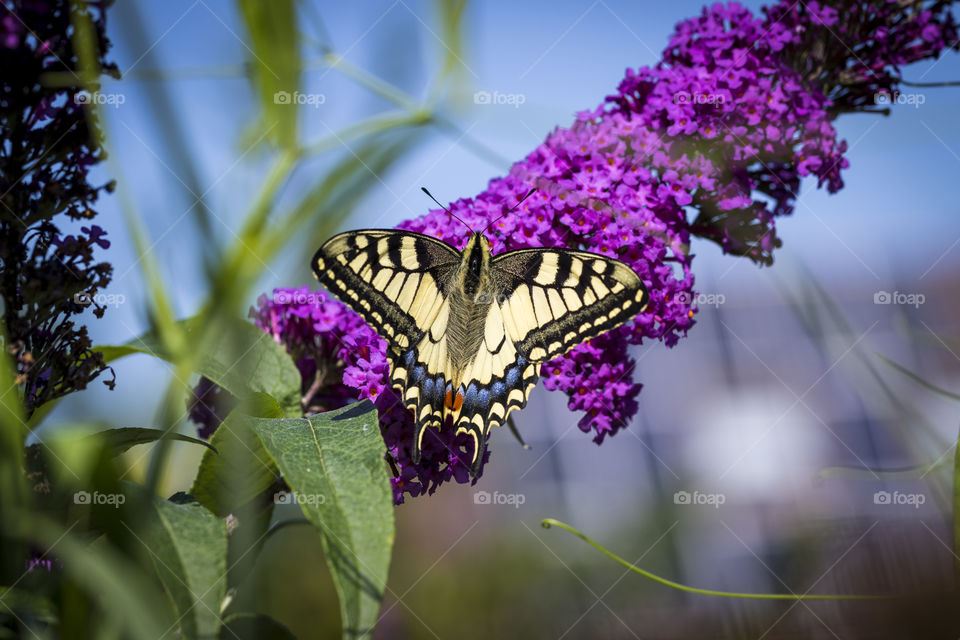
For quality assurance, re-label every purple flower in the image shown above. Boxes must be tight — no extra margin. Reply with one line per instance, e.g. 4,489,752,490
188,377,237,440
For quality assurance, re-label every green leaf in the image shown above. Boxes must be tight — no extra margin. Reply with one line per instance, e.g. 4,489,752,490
252,401,393,640
876,352,960,402
220,613,296,640
143,499,229,639
24,397,58,430
20,515,174,640
236,0,300,151
98,315,302,418
89,427,217,457
0,320,27,492
0,587,56,623
191,394,283,517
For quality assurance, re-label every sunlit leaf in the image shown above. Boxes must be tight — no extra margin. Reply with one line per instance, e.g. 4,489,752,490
88,427,217,457
98,316,302,418
252,401,393,640
191,394,283,517
236,0,300,151
142,499,228,640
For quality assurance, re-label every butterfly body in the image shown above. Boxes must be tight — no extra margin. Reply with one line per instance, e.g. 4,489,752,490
313,228,648,475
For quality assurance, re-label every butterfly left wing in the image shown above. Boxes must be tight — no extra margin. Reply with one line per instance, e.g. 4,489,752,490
314,229,466,465
312,229,461,353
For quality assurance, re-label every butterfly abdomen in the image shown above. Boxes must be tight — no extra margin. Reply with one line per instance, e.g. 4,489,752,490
445,287,490,374
445,233,496,376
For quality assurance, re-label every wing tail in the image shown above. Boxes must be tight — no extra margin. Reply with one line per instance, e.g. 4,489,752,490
452,357,541,476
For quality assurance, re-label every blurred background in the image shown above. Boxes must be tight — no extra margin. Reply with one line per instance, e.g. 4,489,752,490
45,0,960,637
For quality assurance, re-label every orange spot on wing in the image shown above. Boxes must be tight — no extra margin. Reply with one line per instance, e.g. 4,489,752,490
444,388,464,412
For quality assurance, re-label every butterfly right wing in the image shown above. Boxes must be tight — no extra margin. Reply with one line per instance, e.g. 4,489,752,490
491,248,649,362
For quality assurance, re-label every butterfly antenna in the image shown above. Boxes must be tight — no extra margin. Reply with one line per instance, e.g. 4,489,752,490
421,187,474,233
483,187,537,235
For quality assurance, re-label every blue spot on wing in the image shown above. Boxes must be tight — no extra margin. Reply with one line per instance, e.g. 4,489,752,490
463,383,479,413
505,365,521,389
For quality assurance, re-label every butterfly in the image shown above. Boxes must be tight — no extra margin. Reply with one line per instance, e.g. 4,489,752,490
312,190,649,475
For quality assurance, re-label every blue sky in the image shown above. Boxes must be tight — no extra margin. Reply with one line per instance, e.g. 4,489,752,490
56,0,960,440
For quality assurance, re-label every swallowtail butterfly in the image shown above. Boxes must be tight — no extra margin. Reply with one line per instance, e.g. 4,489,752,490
312,190,649,474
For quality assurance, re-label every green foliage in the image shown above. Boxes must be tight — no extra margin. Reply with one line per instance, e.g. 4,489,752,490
236,0,301,151
191,394,283,516
253,402,393,640
89,426,218,456
143,499,228,638
100,316,303,419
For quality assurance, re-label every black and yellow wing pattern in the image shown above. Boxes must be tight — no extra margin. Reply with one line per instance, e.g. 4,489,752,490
313,229,648,474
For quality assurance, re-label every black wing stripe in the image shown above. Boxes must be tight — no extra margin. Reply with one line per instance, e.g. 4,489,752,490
491,248,649,363
313,230,460,353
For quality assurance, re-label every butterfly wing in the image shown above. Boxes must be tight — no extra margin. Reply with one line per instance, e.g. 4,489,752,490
492,248,649,362
313,229,464,463
312,229,460,353
445,248,649,473
314,232,650,477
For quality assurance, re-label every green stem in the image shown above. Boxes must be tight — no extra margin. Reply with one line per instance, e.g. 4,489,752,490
900,80,960,87
954,428,960,582
301,110,429,157
236,149,300,245
876,353,960,402
322,53,422,113
815,454,953,482
541,519,890,600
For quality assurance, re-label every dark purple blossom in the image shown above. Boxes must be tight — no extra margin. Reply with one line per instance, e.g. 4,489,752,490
188,376,237,440
0,0,119,414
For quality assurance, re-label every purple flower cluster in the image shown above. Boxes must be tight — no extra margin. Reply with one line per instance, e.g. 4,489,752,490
609,1,849,262
232,0,958,501
1,0,119,414
243,288,485,504
766,0,958,113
